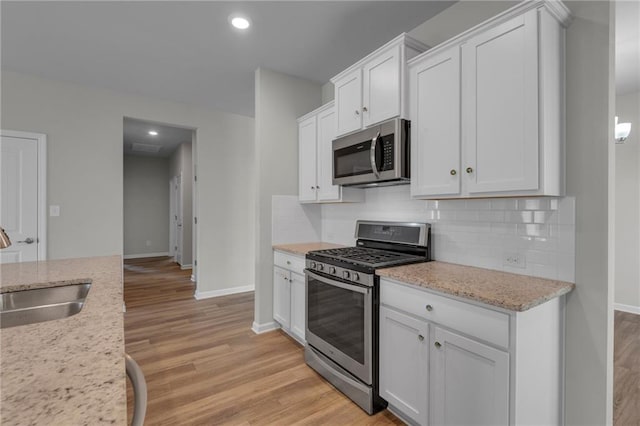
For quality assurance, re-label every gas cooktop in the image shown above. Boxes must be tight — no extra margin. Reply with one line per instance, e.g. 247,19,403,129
309,246,425,269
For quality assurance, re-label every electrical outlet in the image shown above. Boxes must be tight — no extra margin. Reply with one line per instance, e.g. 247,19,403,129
503,252,526,269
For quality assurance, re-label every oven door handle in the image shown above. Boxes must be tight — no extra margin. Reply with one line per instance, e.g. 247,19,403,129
305,270,371,294
369,132,381,179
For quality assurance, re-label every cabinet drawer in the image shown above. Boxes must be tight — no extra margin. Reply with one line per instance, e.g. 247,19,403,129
273,251,306,275
380,279,509,349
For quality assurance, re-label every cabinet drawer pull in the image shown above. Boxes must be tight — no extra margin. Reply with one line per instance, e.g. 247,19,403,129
434,341,442,349
286,261,291,265
450,169,457,176
355,110,360,116
466,167,474,174
425,304,433,312
362,106,368,112
418,335,424,341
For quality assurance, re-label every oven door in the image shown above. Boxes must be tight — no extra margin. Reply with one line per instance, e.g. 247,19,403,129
305,269,372,385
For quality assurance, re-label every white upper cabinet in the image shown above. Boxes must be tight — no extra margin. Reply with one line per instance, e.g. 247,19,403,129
409,1,571,199
410,45,461,198
463,11,539,194
298,116,317,202
297,102,363,204
362,45,401,128
332,34,429,138
335,69,363,136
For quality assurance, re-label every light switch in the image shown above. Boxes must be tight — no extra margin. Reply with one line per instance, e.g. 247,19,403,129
49,205,60,217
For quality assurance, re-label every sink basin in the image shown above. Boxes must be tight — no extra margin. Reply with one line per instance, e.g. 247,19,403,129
0,283,91,328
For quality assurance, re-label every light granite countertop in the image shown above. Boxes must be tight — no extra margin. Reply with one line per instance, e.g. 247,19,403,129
377,261,575,312
272,242,344,256
0,256,126,425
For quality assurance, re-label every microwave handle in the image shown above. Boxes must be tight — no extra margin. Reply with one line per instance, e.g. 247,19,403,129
370,132,381,179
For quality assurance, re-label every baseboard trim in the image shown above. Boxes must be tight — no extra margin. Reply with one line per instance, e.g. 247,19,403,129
180,264,192,270
252,321,280,334
194,285,254,300
123,252,169,259
614,303,640,315
190,275,196,283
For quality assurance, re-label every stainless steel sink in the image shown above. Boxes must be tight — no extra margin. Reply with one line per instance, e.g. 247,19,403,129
0,283,91,328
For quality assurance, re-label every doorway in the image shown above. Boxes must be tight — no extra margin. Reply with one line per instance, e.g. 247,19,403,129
122,117,196,280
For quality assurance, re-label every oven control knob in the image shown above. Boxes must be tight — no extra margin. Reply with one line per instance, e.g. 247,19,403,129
318,263,324,271
310,262,316,269
329,266,336,274
352,272,360,281
343,271,350,280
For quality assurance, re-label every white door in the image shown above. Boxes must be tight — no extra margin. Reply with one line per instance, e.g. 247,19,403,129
175,174,183,265
273,267,291,329
410,46,461,198
379,306,429,426
362,45,401,128
1,135,42,263
316,107,340,202
289,272,306,342
298,116,317,202
463,10,539,194
169,178,176,257
430,326,510,426
334,69,363,136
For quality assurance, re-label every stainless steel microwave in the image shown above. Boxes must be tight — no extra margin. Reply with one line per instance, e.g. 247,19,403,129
332,118,410,187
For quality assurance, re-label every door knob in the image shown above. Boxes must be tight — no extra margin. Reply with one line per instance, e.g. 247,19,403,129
17,237,35,244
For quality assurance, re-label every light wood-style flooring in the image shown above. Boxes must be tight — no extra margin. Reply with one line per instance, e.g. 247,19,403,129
124,257,401,425
614,310,640,426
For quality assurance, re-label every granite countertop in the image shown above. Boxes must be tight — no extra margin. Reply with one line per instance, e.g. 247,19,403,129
0,256,126,425
272,242,345,256
377,261,575,312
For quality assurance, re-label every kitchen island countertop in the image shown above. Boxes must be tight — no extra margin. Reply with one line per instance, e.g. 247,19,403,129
0,256,126,425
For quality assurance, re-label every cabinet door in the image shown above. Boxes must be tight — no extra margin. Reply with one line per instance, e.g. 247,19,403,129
335,69,363,136
379,306,429,426
362,45,401,127
430,326,509,426
410,45,461,198
298,116,318,202
316,107,341,201
289,272,306,342
273,267,291,329
463,10,539,194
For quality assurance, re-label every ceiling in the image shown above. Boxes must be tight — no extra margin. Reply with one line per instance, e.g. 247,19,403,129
1,1,455,118
123,117,193,158
616,0,640,95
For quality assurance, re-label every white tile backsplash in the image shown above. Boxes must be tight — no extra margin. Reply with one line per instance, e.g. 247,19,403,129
272,196,321,244
320,185,576,283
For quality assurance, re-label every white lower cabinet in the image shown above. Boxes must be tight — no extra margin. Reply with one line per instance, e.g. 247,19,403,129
430,326,509,426
273,250,306,344
379,306,429,426
380,278,565,426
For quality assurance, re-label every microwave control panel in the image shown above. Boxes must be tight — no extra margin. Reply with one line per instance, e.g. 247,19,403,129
381,135,394,171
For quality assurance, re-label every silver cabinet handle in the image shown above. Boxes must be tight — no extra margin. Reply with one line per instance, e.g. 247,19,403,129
125,353,147,426
316,186,320,189
434,341,442,349
418,335,424,341
17,237,35,244
286,260,291,265
355,110,360,115
466,167,474,174
425,304,433,312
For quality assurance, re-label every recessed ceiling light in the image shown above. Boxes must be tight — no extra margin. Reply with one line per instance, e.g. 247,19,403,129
229,14,250,30
148,130,158,136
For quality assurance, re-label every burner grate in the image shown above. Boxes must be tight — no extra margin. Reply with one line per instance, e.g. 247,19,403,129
311,247,421,267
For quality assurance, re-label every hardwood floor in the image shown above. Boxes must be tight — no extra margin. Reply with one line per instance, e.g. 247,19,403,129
614,310,640,426
124,257,401,425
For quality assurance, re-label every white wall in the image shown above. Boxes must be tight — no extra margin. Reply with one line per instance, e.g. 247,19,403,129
123,155,170,256
615,90,640,312
322,186,576,282
253,68,322,330
1,71,254,296
169,141,193,267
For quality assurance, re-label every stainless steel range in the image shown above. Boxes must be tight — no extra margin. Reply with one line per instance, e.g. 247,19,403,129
304,221,431,414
